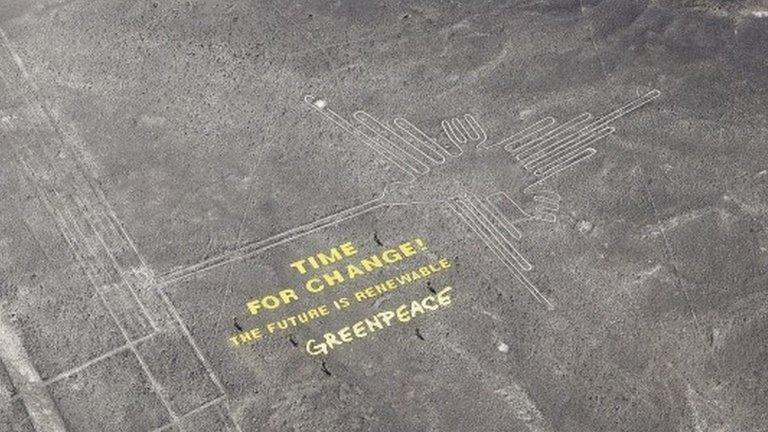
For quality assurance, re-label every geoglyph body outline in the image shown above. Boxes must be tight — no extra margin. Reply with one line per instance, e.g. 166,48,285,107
293,91,660,307
160,90,660,309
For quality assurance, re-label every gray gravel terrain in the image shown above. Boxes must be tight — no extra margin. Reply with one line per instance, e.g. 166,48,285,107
1,1,767,431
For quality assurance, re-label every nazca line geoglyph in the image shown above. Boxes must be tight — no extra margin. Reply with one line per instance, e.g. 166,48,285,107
160,89,660,310
0,15,662,432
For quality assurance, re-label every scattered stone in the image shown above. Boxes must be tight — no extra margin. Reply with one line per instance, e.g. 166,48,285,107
577,220,593,234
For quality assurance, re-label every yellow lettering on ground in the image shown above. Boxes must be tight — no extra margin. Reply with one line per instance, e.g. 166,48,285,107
352,258,452,302
305,287,453,355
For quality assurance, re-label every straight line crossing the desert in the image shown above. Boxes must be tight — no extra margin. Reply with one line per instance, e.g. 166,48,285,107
0,26,243,432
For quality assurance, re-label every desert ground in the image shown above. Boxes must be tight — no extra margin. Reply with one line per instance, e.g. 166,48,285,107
1,1,767,431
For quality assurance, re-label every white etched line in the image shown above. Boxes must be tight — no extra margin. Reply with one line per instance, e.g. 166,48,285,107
2,48,150,289
7,56,163,338
579,89,660,135
533,195,559,211
183,395,227,423
67,253,180,421
468,195,531,268
304,95,410,174
87,178,151,269
523,90,658,167
456,115,480,140
454,197,534,277
149,421,174,432
0,305,69,432
304,95,416,179
526,126,613,171
2,26,192,424
160,197,386,284
497,117,556,151
458,199,553,309
72,199,165,328
69,179,138,266
14,118,179,429
149,396,228,432
484,192,525,240
440,120,466,156
54,199,157,339
0,27,37,91
466,193,529,260
486,190,559,231
533,127,615,173
60,213,120,291
39,102,143,273
11,71,145,279
462,193,532,271
516,113,594,162
13,106,158,329
353,110,431,174
456,114,487,148
15,157,104,289
517,113,592,164
533,148,597,183
359,111,446,169
440,120,464,152
523,122,612,170
640,167,702,341
529,186,561,202
525,91,659,185
533,128,614,175
55,193,121,283
444,119,467,143
337,111,418,175
442,114,487,150
431,120,463,156
67,193,149,306
448,199,553,308
70,197,235,426
461,114,487,147
452,117,473,140
392,117,446,163
68,193,159,331
15,126,134,274
151,281,244,432
44,333,156,385
71,185,124,250
155,289,225,395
